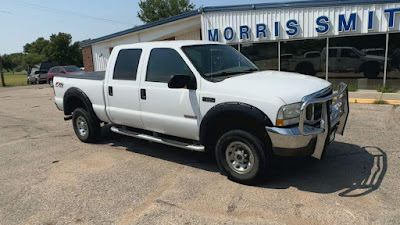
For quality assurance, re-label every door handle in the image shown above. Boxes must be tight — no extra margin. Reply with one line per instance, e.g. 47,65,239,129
108,86,113,96
140,89,146,100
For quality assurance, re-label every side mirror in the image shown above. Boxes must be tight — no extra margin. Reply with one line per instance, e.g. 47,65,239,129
168,75,196,89
60,70,66,74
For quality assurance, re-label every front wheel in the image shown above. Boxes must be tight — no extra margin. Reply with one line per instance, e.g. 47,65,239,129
72,108,100,143
215,130,269,184
49,79,53,87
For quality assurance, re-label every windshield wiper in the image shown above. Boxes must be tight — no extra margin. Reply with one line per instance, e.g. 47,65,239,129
242,68,258,73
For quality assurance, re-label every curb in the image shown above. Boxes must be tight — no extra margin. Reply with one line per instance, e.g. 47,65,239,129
349,98,400,105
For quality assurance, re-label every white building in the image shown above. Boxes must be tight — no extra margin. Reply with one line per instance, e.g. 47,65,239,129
81,0,400,90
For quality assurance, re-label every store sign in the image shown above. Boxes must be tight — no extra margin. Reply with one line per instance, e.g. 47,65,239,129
208,8,400,42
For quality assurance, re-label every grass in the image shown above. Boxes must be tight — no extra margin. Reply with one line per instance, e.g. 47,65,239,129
373,99,389,104
0,72,28,87
347,84,358,92
377,85,397,93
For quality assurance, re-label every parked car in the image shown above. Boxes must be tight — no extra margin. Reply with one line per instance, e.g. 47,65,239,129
27,69,48,84
53,41,349,184
47,66,83,86
284,47,386,78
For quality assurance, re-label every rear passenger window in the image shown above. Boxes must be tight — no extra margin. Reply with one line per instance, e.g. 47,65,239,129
146,48,191,83
113,49,142,80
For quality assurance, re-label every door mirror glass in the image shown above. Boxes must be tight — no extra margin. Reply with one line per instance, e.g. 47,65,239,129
168,75,194,89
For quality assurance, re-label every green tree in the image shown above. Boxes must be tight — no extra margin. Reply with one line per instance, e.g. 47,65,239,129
24,53,47,72
47,32,73,65
138,0,195,23
10,53,27,72
23,37,50,57
1,54,17,73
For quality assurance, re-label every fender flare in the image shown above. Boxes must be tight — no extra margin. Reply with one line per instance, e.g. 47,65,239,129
199,102,273,146
63,87,96,117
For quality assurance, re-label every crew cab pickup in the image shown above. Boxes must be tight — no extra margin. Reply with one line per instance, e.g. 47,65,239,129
54,41,349,184
283,47,385,78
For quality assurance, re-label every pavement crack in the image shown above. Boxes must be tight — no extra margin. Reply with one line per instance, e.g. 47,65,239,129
118,166,183,225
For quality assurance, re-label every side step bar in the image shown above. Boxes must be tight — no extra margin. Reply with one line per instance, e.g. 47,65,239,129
110,126,205,152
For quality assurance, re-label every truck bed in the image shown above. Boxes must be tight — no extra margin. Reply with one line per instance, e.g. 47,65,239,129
54,71,110,123
58,71,105,80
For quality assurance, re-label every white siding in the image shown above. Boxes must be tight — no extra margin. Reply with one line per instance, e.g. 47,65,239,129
202,2,400,43
91,16,201,71
175,29,201,40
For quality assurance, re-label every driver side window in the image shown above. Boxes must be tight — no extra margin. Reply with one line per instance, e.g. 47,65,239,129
146,48,192,83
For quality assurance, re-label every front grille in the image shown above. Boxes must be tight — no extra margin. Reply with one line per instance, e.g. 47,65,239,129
305,88,333,124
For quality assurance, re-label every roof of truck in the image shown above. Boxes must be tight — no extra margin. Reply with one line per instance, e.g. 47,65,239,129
115,40,224,50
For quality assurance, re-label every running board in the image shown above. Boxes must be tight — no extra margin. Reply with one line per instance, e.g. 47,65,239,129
110,126,205,152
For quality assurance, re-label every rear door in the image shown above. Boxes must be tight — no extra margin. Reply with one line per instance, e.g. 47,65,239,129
105,48,144,129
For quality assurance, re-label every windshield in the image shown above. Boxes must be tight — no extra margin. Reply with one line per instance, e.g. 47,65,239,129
182,44,258,78
64,66,81,72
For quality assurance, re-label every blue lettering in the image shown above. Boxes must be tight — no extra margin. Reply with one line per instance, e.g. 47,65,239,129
368,11,374,30
316,16,330,33
286,19,298,36
208,29,219,41
256,23,267,38
275,22,280,37
240,25,250,40
224,27,234,41
384,8,400,28
338,13,357,32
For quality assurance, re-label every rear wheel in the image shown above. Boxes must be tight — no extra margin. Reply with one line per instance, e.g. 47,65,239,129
72,108,100,143
49,79,53,87
215,130,269,184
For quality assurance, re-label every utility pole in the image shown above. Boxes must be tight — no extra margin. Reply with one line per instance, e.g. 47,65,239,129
0,55,5,87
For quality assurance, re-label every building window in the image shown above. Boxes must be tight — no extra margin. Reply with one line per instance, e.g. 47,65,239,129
280,38,326,78
387,32,400,90
328,34,386,90
240,42,278,71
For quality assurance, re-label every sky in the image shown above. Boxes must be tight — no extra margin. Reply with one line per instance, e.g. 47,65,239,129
0,0,302,54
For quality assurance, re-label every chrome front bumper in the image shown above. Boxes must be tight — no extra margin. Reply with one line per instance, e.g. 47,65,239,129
266,83,349,159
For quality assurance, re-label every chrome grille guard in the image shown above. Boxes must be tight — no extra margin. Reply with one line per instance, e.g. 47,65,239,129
299,82,349,136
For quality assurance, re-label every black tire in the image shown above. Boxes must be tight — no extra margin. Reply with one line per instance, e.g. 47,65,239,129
215,130,269,184
363,63,380,79
296,62,316,76
72,108,100,143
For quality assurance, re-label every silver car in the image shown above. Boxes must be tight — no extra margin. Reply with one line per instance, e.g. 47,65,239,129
27,69,48,84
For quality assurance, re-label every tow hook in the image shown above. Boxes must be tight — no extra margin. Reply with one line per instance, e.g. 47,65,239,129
64,115,73,121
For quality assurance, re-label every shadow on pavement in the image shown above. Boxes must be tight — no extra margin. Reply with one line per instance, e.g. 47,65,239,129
262,142,387,197
102,128,386,197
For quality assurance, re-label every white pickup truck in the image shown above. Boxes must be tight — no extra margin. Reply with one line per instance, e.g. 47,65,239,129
54,41,349,184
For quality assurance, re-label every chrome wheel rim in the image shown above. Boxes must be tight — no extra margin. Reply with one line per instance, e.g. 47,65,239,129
225,141,254,174
76,116,88,137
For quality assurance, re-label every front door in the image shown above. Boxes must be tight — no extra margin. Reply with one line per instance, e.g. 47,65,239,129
139,48,200,140
105,48,144,129
338,48,361,72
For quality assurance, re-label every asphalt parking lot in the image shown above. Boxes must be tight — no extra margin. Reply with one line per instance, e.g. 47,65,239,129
0,85,399,225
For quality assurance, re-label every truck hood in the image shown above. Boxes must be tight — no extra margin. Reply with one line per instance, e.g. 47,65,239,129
217,71,331,104
364,54,385,61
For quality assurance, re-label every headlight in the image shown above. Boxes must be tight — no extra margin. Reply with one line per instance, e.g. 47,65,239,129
276,102,303,126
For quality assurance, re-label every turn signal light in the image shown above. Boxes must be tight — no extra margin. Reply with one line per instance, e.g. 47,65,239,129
276,120,284,127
